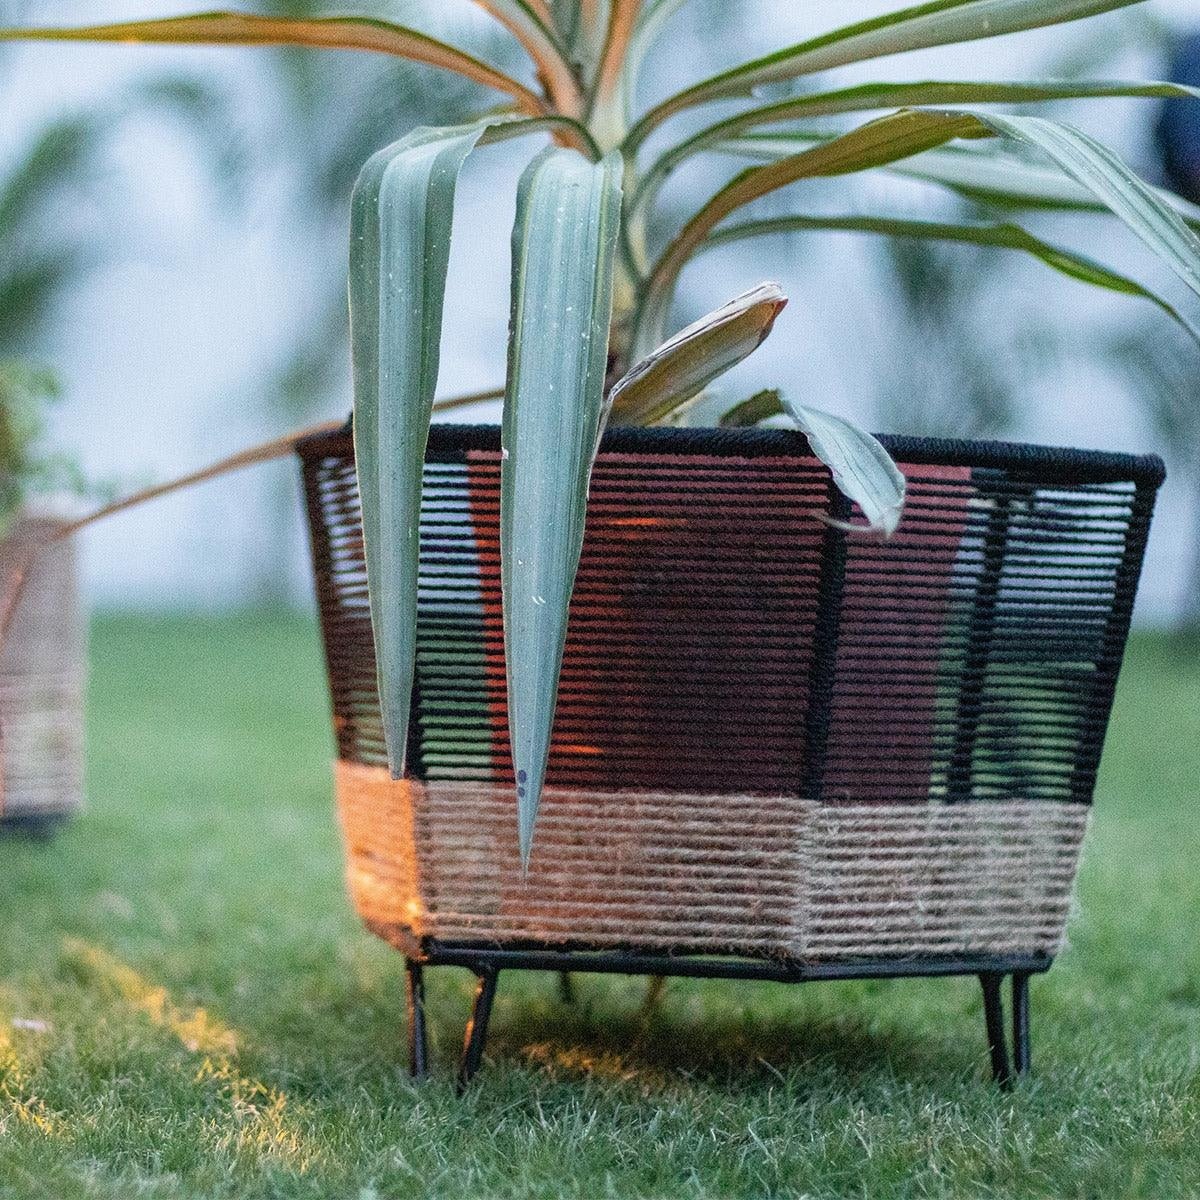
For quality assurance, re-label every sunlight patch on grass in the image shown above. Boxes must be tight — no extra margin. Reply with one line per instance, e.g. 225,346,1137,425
63,938,325,1174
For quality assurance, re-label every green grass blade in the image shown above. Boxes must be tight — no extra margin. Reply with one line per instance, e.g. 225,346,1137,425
627,0,1146,141
351,124,488,777
704,214,1200,343
0,11,550,116
609,283,787,425
780,400,907,536
503,148,623,864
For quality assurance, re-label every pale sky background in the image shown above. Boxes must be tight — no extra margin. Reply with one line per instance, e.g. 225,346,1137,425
3,0,1199,618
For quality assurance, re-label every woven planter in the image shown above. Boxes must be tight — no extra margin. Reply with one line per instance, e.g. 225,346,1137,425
299,424,1160,966
0,514,86,829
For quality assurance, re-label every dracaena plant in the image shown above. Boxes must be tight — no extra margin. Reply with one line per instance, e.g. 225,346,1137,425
7,1,1200,859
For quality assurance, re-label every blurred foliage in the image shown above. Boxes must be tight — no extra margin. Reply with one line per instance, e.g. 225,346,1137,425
0,8,246,528
255,0,499,428
0,361,96,533
873,231,1026,439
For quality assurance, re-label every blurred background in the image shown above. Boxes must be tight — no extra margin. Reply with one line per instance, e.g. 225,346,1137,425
2,0,1200,629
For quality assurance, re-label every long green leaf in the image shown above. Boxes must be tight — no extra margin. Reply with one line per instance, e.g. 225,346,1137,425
781,400,907,536
631,79,1200,227
636,109,987,353
704,214,1200,343
351,115,576,777
627,0,1148,142
973,112,1200,297
609,282,787,424
717,130,1200,232
0,11,550,117
638,108,1200,354
503,148,623,864
468,0,583,115
351,125,486,777
589,0,643,147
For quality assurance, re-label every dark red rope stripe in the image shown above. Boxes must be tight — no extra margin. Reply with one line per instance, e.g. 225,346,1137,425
299,427,1160,807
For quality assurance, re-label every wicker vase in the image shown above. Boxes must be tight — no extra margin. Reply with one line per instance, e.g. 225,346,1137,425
299,424,1161,967
0,513,86,831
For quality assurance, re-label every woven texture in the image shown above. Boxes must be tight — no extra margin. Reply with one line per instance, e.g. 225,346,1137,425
300,425,1160,961
0,515,86,820
335,762,1089,959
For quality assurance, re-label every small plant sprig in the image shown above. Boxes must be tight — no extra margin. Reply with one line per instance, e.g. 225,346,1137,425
5,1,1200,857
0,362,105,538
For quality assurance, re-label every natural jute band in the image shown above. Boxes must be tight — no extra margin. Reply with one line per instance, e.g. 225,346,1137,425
334,760,1089,961
0,518,86,819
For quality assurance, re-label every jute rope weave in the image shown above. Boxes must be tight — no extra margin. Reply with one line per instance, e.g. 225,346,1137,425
335,762,1088,960
0,516,85,820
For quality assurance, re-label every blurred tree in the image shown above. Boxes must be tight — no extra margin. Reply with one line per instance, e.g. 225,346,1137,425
873,230,1026,439
1105,319,1200,635
0,2,245,359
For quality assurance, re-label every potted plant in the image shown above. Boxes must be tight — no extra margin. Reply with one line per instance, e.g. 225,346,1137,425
4,1,1179,1080
0,363,90,833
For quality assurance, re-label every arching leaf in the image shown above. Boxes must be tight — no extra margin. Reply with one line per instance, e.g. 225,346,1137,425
609,282,787,424
628,0,1148,142
0,12,549,116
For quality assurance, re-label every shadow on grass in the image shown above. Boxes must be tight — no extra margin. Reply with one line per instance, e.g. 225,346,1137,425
506,1009,971,1092
341,972,988,1095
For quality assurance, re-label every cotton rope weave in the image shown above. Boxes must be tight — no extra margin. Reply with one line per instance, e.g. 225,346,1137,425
335,764,1089,959
0,515,85,821
300,424,1161,963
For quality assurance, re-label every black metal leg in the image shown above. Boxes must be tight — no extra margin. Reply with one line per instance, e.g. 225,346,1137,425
640,974,667,1016
456,967,499,1093
404,959,428,1080
558,971,575,1005
1011,971,1031,1076
979,972,1012,1088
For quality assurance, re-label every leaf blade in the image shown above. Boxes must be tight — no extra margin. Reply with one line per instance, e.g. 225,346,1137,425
639,107,1200,353
704,213,1200,342
0,11,549,116
629,0,1148,140
609,282,787,424
351,123,489,778
503,148,623,863
781,401,907,536
468,0,582,115
632,78,1200,222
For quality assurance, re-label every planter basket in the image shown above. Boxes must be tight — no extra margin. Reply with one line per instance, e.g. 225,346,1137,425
0,516,86,830
299,424,1161,1085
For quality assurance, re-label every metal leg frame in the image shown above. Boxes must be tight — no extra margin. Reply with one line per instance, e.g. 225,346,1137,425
403,950,1041,1088
979,972,1032,1087
558,971,575,1005
456,968,500,1094
404,959,428,1080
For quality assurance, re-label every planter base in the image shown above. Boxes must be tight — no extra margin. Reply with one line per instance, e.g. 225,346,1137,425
396,946,1041,1090
336,761,1089,963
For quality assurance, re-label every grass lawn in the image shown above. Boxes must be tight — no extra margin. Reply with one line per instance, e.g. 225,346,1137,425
0,613,1198,1199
